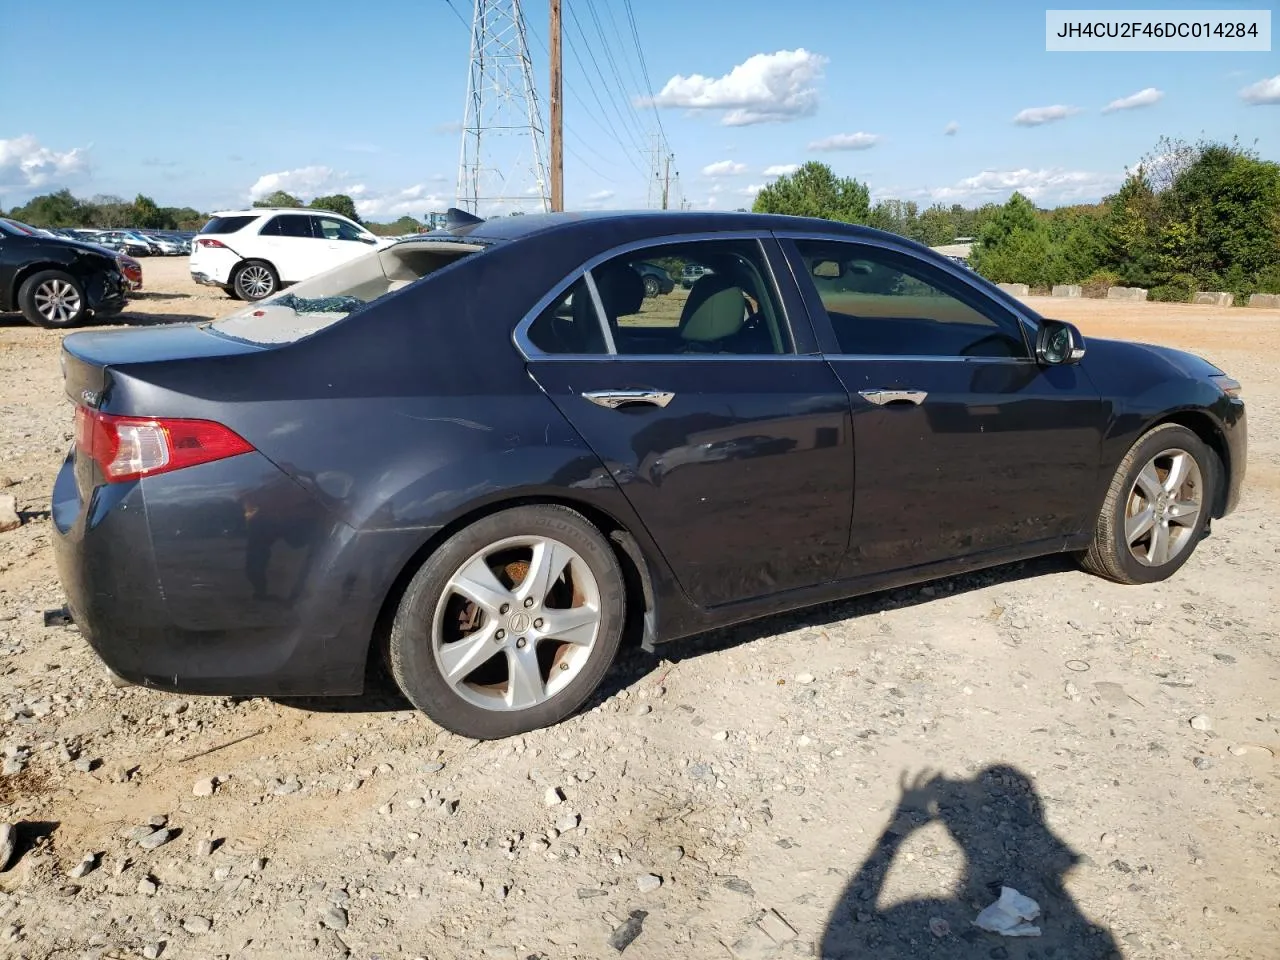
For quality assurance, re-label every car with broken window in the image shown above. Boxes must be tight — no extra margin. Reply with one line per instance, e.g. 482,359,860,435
51,209,1246,739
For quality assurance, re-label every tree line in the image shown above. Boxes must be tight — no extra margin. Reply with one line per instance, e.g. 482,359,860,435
754,136,1280,300
1,188,424,237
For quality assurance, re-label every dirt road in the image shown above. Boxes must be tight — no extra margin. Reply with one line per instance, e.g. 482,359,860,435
0,259,1276,959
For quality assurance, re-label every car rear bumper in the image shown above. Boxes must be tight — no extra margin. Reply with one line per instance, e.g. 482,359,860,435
190,271,226,288
51,448,426,697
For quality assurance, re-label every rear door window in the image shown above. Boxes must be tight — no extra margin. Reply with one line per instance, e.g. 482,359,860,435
260,215,314,238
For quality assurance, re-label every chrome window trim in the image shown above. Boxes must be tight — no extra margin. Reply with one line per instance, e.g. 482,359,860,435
512,230,801,361
771,228,1041,356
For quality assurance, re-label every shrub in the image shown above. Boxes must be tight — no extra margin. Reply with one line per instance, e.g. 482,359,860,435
1081,270,1122,298
1149,273,1197,302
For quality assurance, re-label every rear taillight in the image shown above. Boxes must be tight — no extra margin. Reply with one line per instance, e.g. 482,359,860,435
196,238,228,249
74,407,254,483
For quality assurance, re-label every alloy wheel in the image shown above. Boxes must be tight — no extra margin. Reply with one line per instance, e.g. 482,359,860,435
33,279,82,324
237,265,274,299
1124,447,1203,566
431,535,601,712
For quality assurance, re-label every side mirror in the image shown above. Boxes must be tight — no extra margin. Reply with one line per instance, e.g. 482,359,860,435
1036,319,1086,365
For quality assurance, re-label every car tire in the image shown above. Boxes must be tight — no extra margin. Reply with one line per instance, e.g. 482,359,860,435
389,504,625,739
232,260,279,301
17,270,89,328
642,275,661,298
1079,423,1215,585
223,285,243,301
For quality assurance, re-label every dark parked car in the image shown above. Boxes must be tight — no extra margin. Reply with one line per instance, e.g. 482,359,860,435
51,210,1246,739
1,218,129,327
634,261,674,297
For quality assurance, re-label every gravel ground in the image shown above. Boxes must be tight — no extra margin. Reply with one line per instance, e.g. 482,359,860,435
0,259,1276,959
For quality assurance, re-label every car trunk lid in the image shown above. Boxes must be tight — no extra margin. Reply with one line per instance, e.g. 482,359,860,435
60,324,267,497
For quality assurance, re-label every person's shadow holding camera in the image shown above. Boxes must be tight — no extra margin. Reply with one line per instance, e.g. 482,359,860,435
820,765,1120,959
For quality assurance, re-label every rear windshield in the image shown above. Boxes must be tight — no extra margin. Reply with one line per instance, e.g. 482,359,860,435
200,215,256,235
207,239,484,345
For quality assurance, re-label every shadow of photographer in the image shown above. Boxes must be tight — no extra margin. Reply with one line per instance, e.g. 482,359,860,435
821,765,1120,959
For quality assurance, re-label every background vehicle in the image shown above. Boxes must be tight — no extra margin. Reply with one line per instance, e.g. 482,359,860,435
189,208,388,301
91,231,152,257
634,261,674,297
0,217,129,326
52,211,1245,740
680,262,713,288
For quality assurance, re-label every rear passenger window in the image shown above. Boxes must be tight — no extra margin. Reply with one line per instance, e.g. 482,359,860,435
793,240,1026,358
526,278,607,355
260,215,313,238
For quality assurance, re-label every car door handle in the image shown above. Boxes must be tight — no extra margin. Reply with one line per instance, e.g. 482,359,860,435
859,389,928,406
581,389,675,409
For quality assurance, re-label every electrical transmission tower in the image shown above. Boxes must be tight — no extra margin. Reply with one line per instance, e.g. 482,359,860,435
456,0,550,215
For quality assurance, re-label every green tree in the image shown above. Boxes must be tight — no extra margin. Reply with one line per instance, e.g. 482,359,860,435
752,161,871,223
131,193,170,229
8,188,85,227
253,190,303,208
310,194,361,222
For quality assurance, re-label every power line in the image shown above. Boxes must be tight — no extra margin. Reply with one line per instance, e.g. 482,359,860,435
441,0,469,30
562,1,649,167
621,0,668,146
581,0,651,150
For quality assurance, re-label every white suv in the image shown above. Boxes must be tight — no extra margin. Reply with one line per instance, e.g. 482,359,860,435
190,208,388,301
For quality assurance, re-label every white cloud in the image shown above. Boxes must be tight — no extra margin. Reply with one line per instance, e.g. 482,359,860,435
763,163,799,176
0,134,89,192
944,121,960,136
355,184,449,219
1102,87,1164,113
924,167,1121,205
247,168,448,219
1240,74,1280,105
587,189,615,201
710,182,725,194
808,132,881,151
248,165,340,200
741,183,765,197
703,160,747,176
645,49,827,126
1012,105,1080,126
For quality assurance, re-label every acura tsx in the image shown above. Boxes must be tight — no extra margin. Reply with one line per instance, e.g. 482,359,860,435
51,210,1246,739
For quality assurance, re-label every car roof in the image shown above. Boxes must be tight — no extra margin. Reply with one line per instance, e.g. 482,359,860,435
209,208,355,219
452,209,903,245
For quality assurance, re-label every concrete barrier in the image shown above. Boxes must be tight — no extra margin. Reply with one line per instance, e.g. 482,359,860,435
1051,284,1082,298
997,283,1029,297
1248,293,1280,309
1106,286,1148,302
1193,291,1234,307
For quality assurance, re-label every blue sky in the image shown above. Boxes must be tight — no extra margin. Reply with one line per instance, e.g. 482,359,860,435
1,0,1277,219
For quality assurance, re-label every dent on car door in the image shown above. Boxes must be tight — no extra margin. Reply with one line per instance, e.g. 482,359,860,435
780,236,1106,576
520,234,854,609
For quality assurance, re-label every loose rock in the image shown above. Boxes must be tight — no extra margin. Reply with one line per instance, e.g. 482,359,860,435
1189,715,1213,731
0,494,20,533
322,906,349,931
636,873,662,893
182,916,212,935
192,777,216,798
137,829,172,851
0,824,15,871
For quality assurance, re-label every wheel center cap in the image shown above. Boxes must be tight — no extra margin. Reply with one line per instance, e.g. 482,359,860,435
509,612,532,634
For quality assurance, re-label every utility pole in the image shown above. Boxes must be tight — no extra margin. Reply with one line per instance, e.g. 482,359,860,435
658,151,676,209
549,0,563,211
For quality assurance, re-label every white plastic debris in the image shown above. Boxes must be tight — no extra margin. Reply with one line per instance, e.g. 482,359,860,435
973,886,1042,937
